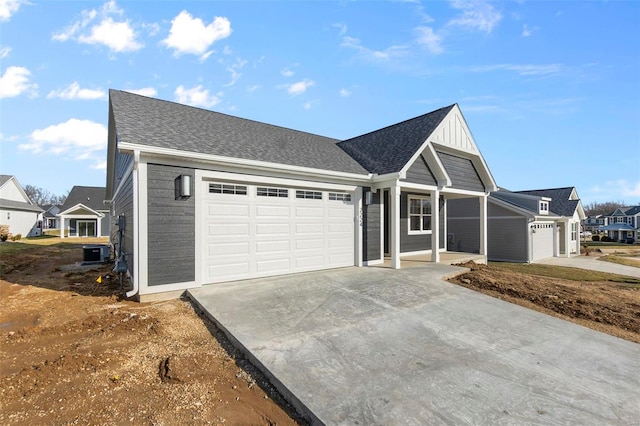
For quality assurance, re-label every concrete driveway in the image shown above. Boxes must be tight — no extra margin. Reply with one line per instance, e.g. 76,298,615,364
535,255,640,278
188,265,640,425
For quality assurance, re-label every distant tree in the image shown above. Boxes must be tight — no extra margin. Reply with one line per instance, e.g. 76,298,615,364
584,201,627,217
23,185,68,207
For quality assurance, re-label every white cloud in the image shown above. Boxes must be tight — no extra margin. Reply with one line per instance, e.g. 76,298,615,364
339,88,351,97
590,180,640,199
0,66,38,98
522,24,538,37
162,11,231,60
47,82,106,100
124,87,157,97
225,58,247,87
174,85,221,108
332,23,347,36
341,36,409,61
223,46,233,55
281,68,294,77
91,160,107,170
246,84,261,93
20,119,107,160
303,101,313,110
415,26,443,54
447,0,502,33
287,79,315,96
0,0,24,22
52,1,142,53
469,63,562,76
0,46,11,58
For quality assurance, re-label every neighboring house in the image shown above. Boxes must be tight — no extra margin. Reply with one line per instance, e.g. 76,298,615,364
448,186,586,263
106,89,497,300
0,175,43,237
582,215,608,234
39,204,61,230
600,206,640,242
58,186,110,238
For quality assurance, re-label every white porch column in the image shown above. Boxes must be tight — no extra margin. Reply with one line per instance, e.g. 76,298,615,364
479,195,488,256
431,190,440,262
96,216,102,238
553,222,560,257
60,215,66,239
563,221,571,258
390,185,401,269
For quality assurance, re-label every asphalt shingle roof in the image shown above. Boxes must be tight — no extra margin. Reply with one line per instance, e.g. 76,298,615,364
109,89,368,175
337,105,455,175
61,186,107,212
0,175,12,187
515,187,579,217
0,199,43,213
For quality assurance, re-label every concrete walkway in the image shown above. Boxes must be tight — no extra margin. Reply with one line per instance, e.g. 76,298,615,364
535,255,640,277
189,266,640,425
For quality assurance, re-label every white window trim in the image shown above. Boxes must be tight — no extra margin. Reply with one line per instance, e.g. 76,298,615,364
407,195,432,235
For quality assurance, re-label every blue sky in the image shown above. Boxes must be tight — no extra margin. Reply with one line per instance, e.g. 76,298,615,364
1,0,639,206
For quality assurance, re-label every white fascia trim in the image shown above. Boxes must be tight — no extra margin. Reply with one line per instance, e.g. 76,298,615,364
57,203,105,217
442,187,487,197
399,181,439,193
198,170,359,192
371,172,402,183
139,281,197,295
119,142,372,183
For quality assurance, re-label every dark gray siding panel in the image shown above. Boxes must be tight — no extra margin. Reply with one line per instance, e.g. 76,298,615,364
488,217,527,262
147,164,195,286
447,198,528,261
405,153,437,186
111,172,134,277
114,151,133,184
437,151,484,192
363,188,381,262
447,198,480,253
400,192,432,253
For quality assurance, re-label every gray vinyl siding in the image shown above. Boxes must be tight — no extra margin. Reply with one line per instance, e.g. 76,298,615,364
447,198,480,253
400,192,438,253
447,198,529,262
437,151,485,192
488,217,527,262
111,172,134,277
363,188,381,262
147,164,195,286
114,150,133,185
405,153,437,186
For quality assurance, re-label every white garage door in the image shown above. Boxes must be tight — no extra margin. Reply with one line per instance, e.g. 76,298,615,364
531,223,554,261
202,182,355,283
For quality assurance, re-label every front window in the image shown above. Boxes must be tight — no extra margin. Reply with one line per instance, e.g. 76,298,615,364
408,195,431,234
571,223,578,241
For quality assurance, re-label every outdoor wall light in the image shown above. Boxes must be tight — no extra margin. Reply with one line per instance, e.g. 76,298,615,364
365,191,373,205
176,174,192,199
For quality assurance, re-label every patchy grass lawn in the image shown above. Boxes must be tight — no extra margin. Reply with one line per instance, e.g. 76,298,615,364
488,261,640,285
0,236,109,256
599,255,640,268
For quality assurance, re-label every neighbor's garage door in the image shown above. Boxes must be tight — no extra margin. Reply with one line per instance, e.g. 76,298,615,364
531,223,554,261
203,182,355,283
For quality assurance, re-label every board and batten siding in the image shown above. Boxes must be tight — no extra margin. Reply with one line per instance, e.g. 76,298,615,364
363,188,381,262
147,164,195,286
437,151,485,192
111,172,134,277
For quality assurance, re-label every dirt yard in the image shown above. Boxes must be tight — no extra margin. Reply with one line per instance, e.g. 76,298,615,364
2,243,639,425
0,242,301,425
449,261,640,344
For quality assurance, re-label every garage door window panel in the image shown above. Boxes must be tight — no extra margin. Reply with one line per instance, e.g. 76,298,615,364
257,187,288,198
209,183,247,195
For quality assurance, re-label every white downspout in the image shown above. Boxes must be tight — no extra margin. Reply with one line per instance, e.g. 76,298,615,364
126,151,140,299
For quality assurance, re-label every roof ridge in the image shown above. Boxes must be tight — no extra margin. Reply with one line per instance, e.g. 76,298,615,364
339,104,456,143
111,89,339,142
